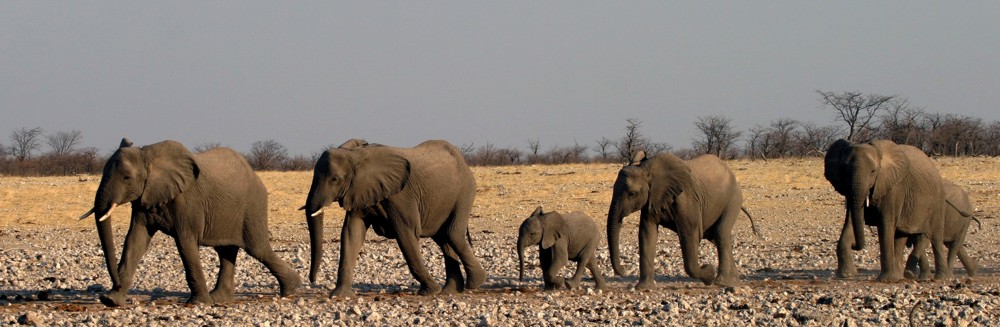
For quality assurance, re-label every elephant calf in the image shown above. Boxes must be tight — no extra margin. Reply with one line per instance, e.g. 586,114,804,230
518,207,605,291
905,182,981,279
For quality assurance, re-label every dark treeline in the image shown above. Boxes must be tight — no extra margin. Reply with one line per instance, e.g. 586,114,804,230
4,91,999,176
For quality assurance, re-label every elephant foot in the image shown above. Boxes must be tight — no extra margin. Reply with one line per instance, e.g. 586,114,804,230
416,283,442,296
713,276,739,288
835,267,857,279
330,286,356,298
209,289,235,303
465,268,486,290
966,268,979,277
440,279,464,295
697,264,717,286
564,279,579,290
933,271,954,281
99,292,127,307
634,280,654,291
185,294,213,305
279,275,301,297
876,272,903,283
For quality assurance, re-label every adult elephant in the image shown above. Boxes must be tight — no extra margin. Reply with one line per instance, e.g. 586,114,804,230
79,139,300,306
824,139,947,282
606,151,758,289
301,140,486,297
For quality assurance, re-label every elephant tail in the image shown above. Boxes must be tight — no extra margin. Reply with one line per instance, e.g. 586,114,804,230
945,198,974,217
466,230,474,247
971,216,983,234
741,206,762,238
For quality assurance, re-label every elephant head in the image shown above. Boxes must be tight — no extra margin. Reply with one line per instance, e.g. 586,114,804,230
824,139,907,251
80,138,199,286
517,206,567,281
301,147,410,283
606,151,692,276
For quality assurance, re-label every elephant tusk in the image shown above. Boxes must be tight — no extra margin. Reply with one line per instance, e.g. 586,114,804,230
98,203,118,222
78,208,95,221
310,209,324,217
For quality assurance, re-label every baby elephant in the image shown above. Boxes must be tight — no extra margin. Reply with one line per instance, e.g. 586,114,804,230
905,182,981,279
517,207,605,290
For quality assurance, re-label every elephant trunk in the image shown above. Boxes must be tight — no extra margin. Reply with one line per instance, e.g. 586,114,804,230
307,214,324,284
95,215,120,286
607,203,626,277
849,182,868,251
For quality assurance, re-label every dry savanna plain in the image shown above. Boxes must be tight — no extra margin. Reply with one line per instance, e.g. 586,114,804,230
1,157,999,325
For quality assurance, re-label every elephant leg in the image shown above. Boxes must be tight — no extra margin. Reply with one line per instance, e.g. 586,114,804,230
393,230,440,296
446,208,486,290
931,237,952,280
436,238,465,295
538,249,553,290
904,236,931,280
332,215,368,297
243,241,301,298
712,212,739,287
210,246,239,302
543,251,567,291
875,224,902,282
566,258,588,290
679,232,715,286
635,218,659,290
835,210,858,279
174,235,213,304
958,246,978,277
587,256,606,290
100,223,155,307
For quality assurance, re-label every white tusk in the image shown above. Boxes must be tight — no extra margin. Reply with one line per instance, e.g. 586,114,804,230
866,196,871,208
310,209,324,217
98,203,118,222
78,208,95,221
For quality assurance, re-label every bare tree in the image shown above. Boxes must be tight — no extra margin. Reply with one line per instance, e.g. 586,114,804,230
877,99,926,147
692,115,742,158
615,118,649,161
246,139,289,171
817,90,896,142
193,142,223,153
796,122,843,156
592,137,614,162
526,139,543,164
45,130,83,155
9,127,45,161
745,124,772,160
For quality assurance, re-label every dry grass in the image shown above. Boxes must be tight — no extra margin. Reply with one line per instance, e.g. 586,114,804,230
2,157,999,234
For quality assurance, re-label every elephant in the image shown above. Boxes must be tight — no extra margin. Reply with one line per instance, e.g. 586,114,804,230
606,151,759,289
78,139,300,307
905,181,981,279
824,139,948,282
517,206,605,291
301,139,486,297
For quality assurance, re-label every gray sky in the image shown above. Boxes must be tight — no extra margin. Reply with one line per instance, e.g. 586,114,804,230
3,2,999,156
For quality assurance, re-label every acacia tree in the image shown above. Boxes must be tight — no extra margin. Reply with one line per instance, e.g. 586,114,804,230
615,118,649,162
9,127,45,161
592,137,613,162
817,90,896,142
246,139,289,171
45,130,83,155
692,115,741,159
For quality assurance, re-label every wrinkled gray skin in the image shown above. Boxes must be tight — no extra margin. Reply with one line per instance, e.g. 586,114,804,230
302,140,485,297
517,207,605,291
606,151,759,289
824,139,947,282
81,139,300,307
905,182,980,279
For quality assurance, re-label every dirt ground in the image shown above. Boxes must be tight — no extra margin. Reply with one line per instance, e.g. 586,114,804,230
1,157,998,325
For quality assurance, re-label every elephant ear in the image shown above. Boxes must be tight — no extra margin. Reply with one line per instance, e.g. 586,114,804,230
540,211,566,249
341,150,410,211
629,150,646,166
140,140,200,209
870,140,907,201
644,153,693,215
823,139,852,191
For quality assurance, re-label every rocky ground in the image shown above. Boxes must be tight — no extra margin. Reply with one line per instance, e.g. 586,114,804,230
1,158,999,326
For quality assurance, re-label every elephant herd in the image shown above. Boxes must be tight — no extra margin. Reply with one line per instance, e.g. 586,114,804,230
76,138,981,307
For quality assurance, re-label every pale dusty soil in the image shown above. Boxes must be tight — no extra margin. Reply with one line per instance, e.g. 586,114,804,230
1,157,999,326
